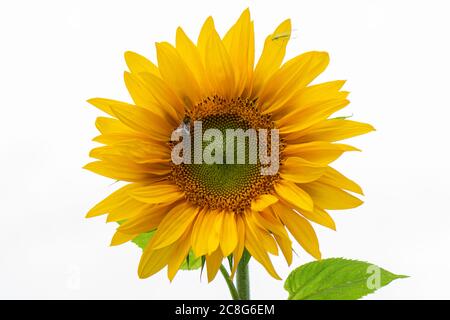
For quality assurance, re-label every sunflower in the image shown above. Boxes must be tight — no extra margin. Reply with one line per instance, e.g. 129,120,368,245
85,9,374,282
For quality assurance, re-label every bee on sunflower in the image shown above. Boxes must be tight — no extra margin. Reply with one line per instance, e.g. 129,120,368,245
85,8,374,299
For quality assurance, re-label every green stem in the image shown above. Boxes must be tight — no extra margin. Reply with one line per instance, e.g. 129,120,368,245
219,265,240,300
236,251,250,300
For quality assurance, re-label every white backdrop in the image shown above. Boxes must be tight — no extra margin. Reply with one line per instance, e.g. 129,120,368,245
1,0,449,299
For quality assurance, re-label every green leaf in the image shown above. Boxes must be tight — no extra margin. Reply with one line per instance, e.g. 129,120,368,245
116,221,156,250
225,251,250,272
180,251,202,270
227,255,233,271
284,258,408,300
127,229,201,270
330,114,353,120
131,230,155,250
200,256,206,277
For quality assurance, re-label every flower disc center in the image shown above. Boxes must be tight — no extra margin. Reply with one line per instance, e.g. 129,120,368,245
170,96,281,212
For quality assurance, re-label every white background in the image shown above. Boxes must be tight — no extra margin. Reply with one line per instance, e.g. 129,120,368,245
1,0,449,299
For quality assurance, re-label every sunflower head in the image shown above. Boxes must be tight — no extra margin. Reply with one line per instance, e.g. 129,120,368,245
85,9,374,282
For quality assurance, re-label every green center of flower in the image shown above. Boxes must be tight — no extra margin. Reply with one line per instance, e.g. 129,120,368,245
185,113,261,197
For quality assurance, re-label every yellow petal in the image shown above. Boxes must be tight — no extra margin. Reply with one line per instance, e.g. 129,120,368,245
148,202,198,250
124,71,156,108
190,209,206,257
299,206,336,230
117,203,172,234
156,42,201,107
176,27,210,93
251,194,279,212
123,72,181,128
256,210,290,240
93,117,150,144
280,157,327,183
110,231,137,246
261,51,330,114
109,101,172,141
223,8,253,96
93,133,139,145
107,197,149,222
283,142,359,165
206,248,223,283
280,99,350,135
274,80,347,121
247,212,278,255
252,19,291,97
88,98,126,117
86,183,139,218
243,213,281,280
273,203,321,259
89,141,170,164
167,226,193,281
292,119,375,143
138,243,176,278
129,184,184,204
89,141,166,160
274,234,293,265
209,211,224,255
95,117,136,135
319,166,363,195
301,182,363,210
197,16,215,61
138,70,185,117
259,208,293,264
89,98,173,137
243,21,255,96
220,212,238,256
89,146,121,160
84,161,158,182
124,51,159,76
89,154,171,176
274,180,313,212
191,209,219,257
204,27,235,98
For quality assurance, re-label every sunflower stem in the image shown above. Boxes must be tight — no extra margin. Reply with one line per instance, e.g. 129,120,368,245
236,251,250,300
219,265,240,300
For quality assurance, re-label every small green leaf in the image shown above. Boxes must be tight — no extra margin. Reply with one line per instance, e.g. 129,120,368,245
227,255,233,271
180,251,202,270
116,221,155,250
127,229,201,271
131,231,155,249
330,114,353,120
200,256,206,278
284,258,408,300
225,252,250,272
